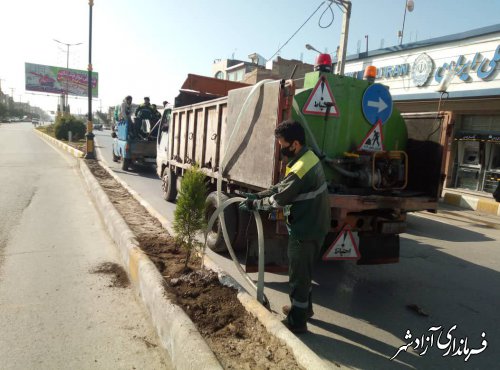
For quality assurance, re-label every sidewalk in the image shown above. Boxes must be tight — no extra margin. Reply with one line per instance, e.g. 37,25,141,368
442,188,500,216
436,201,500,229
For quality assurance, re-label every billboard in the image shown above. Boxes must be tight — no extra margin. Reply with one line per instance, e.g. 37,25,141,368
25,62,98,98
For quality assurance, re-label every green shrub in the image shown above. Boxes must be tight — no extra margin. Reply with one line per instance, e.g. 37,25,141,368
54,115,86,140
173,166,207,268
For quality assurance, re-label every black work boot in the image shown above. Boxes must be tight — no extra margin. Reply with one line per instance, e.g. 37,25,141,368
281,318,308,334
282,305,314,319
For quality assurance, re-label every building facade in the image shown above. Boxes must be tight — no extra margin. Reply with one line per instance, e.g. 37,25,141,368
340,25,500,199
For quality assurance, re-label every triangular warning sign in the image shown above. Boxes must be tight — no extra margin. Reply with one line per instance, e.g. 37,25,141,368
302,76,339,116
322,225,360,261
357,120,385,152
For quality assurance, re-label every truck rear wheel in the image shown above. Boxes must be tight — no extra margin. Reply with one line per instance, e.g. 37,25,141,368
205,191,237,253
121,158,131,171
162,167,177,201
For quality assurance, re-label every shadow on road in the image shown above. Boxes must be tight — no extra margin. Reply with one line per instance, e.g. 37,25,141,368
261,216,500,369
406,214,495,242
304,323,419,369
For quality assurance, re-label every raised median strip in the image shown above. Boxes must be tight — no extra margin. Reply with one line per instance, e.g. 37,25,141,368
95,160,331,369
34,128,84,158
79,158,223,370
92,142,334,369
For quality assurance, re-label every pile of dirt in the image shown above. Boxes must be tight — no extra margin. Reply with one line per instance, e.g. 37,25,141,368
85,160,302,370
90,262,130,288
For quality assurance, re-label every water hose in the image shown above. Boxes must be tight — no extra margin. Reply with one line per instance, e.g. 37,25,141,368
204,197,266,304
203,79,276,306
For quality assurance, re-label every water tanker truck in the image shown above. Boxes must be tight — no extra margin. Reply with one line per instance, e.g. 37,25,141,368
156,65,446,269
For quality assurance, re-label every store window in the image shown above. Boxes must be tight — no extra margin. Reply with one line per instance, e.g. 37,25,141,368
484,142,500,193
452,115,500,194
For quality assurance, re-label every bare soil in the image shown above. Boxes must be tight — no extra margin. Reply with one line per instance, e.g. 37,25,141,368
90,262,130,288
85,160,303,370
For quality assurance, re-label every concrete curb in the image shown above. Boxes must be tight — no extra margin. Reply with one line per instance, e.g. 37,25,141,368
92,141,332,369
34,128,84,158
78,159,222,370
442,189,500,216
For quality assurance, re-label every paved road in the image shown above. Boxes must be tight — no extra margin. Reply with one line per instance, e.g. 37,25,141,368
95,129,500,369
0,122,172,369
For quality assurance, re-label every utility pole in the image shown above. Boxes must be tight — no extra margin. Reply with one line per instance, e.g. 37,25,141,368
53,39,82,114
399,0,415,45
84,0,95,159
331,0,352,76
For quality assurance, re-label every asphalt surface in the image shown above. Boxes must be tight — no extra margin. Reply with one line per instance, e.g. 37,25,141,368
95,129,500,369
0,122,172,369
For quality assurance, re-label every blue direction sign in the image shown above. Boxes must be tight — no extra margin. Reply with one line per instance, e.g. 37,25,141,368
362,84,393,125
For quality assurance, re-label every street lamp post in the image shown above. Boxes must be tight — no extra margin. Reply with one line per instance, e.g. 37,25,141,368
84,0,95,159
54,39,82,114
399,0,415,45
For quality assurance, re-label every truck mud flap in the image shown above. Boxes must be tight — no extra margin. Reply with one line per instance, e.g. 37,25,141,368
245,237,288,273
357,234,400,265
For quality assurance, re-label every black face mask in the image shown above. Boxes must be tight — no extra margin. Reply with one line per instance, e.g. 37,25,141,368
280,144,296,158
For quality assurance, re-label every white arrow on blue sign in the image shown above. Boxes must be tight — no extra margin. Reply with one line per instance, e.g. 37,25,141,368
362,84,393,125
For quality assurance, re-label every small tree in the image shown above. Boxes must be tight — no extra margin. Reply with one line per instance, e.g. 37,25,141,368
173,166,207,269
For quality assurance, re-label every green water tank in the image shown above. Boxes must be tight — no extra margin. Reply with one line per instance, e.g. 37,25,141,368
292,71,408,182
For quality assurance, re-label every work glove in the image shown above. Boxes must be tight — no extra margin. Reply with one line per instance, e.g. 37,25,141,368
240,192,258,200
239,198,256,212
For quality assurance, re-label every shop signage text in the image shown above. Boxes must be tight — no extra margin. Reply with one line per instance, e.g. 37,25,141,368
344,43,500,87
345,64,410,80
435,44,500,83
455,132,500,142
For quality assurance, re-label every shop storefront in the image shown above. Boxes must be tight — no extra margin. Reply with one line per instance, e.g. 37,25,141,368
341,24,500,197
453,120,500,193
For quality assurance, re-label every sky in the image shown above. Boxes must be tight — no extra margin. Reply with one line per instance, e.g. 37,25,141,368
1,0,500,114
